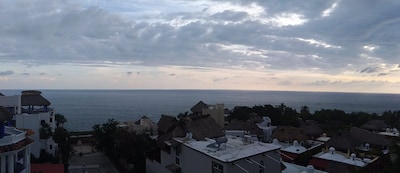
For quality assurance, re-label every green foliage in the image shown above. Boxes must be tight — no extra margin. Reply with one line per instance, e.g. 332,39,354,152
115,131,157,173
55,113,67,127
229,106,253,121
53,126,71,168
92,119,120,157
39,122,53,140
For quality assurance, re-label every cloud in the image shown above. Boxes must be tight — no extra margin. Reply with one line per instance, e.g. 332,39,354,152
0,70,14,76
360,67,379,73
1,0,400,92
21,73,30,76
278,80,292,86
213,77,228,82
378,73,390,76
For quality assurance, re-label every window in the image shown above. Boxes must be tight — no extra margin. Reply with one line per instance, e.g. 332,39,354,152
49,145,53,150
175,156,180,165
259,160,264,173
212,161,223,173
50,118,53,123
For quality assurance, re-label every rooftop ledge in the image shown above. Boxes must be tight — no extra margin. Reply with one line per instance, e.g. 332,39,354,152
0,126,27,146
174,135,281,163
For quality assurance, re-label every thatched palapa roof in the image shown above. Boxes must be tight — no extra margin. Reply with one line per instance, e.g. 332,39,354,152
299,120,323,137
157,115,179,134
0,106,13,123
21,90,51,106
326,127,392,151
184,115,224,140
157,115,224,147
271,126,308,142
349,127,392,147
224,119,263,136
190,101,208,114
326,131,362,151
360,120,390,131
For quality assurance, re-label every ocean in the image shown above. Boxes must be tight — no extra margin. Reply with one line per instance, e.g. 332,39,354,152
1,90,400,131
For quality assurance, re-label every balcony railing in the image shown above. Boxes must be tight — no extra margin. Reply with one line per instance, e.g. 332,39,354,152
21,107,54,114
0,127,26,146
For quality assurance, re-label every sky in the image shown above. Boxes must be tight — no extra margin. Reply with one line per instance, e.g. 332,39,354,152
1,0,400,93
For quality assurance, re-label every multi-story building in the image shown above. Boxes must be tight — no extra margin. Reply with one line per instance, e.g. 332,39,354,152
0,106,33,173
0,90,57,157
146,135,282,173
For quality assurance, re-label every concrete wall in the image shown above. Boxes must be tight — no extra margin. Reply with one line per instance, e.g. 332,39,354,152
203,104,225,128
147,141,282,173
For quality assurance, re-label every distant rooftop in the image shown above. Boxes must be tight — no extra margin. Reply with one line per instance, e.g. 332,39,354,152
282,162,327,173
378,128,399,137
174,135,280,162
312,147,376,168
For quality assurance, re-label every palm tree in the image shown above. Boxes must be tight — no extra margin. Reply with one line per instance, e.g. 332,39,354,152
39,120,53,153
55,113,67,127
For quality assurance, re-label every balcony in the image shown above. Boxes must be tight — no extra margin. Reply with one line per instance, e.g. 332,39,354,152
0,126,26,146
21,107,53,114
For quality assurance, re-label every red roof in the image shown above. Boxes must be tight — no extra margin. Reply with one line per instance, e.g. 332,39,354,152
31,164,64,173
309,158,328,170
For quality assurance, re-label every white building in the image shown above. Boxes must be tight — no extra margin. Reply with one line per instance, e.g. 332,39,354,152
0,106,32,173
0,90,57,158
146,135,282,173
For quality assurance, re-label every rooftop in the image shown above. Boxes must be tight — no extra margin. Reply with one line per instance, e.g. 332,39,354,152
282,162,327,173
0,126,27,146
378,128,399,137
174,135,280,162
31,164,64,173
313,147,376,167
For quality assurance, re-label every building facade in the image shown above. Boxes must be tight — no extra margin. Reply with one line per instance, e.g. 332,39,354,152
147,135,282,173
0,106,33,173
0,91,57,157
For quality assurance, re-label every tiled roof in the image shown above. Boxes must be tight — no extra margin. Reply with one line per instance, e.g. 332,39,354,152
0,138,33,153
31,164,64,173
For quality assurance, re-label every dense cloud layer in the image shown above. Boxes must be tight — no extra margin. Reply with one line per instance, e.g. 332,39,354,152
1,0,399,91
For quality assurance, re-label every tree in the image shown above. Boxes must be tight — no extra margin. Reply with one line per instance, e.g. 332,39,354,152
53,126,71,171
300,105,311,119
55,113,67,128
92,119,120,157
39,120,53,153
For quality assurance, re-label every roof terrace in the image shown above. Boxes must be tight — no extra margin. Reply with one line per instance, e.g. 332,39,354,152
174,135,280,162
0,126,27,146
312,147,378,167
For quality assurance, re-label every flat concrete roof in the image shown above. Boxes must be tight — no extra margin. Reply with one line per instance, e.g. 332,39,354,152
174,135,280,162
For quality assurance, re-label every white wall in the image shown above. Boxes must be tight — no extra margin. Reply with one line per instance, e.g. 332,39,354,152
146,142,282,173
15,111,57,158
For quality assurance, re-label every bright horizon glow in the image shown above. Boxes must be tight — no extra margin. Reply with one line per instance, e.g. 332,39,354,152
1,0,400,94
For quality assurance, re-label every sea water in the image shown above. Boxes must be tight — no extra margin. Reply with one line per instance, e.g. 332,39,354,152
1,90,399,131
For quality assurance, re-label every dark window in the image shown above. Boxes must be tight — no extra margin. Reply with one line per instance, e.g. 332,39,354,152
212,161,223,173
50,145,53,150
175,156,180,165
50,118,53,123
